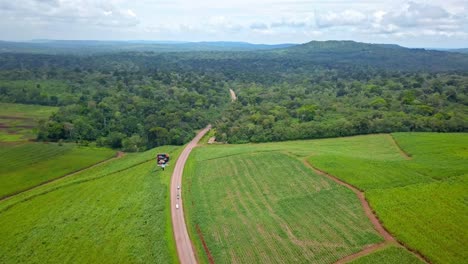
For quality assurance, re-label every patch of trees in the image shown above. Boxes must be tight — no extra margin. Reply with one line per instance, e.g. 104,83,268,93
215,72,468,143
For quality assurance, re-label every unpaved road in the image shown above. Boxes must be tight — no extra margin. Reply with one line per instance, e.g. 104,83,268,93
171,125,211,264
229,89,237,101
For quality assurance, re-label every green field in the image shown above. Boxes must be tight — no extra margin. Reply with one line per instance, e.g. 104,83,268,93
0,145,180,263
184,149,383,263
349,245,424,264
0,142,115,198
185,133,467,264
0,102,57,141
311,133,468,264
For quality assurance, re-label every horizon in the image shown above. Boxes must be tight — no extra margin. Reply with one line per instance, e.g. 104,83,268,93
1,1,467,49
1,39,466,50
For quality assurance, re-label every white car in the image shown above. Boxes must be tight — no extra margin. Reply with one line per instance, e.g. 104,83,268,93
176,204,179,209
177,185,180,190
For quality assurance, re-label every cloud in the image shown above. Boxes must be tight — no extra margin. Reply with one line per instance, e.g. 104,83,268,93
270,19,308,28
0,0,140,28
0,0,466,47
370,1,467,37
382,1,451,28
250,22,268,30
315,10,367,28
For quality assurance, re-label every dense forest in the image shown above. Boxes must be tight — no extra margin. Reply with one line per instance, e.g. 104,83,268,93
0,40,467,149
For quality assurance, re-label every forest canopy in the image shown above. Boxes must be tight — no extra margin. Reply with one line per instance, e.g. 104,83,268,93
0,40,467,149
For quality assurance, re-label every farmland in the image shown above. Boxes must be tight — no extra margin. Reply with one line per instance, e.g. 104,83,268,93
184,150,383,263
0,145,180,263
311,133,468,264
0,102,57,141
184,133,467,264
349,246,423,264
0,142,116,199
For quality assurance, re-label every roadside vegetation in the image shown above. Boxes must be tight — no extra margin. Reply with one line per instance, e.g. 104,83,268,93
0,145,180,263
185,133,467,264
0,142,115,199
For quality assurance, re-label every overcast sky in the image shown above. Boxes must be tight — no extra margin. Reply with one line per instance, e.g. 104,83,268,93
0,0,467,48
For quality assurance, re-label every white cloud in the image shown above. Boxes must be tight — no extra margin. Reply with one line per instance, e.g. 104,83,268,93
0,0,467,47
0,0,140,28
369,1,468,38
315,10,367,28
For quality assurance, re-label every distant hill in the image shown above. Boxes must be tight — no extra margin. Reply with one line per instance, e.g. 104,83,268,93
265,40,468,72
0,40,295,54
1,40,467,73
448,48,468,54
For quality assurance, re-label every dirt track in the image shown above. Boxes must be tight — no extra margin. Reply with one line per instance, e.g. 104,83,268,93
171,125,211,264
229,89,237,101
304,160,428,264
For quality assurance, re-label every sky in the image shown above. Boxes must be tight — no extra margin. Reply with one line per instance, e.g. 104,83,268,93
0,0,467,48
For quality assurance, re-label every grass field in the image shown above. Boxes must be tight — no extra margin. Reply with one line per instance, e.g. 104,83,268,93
0,102,57,141
0,145,180,263
184,149,383,264
348,245,424,264
185,133,467,264
310,133,468,264
0,142,115,199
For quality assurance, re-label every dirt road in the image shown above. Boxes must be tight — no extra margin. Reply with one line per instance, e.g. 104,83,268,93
171,125,211,264
229,89,237,101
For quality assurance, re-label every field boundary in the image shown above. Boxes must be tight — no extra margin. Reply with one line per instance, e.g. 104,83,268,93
0,154,166,214
303,159,429,264
389,134,412,159
195,224,215,264
335,241,390,264
0,151,124,202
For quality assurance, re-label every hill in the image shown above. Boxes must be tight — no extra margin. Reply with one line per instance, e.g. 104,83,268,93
449,48,468,54
269,40,468,71
0,40,294,54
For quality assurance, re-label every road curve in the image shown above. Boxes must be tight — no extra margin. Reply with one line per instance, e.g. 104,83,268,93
171,125,211,264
